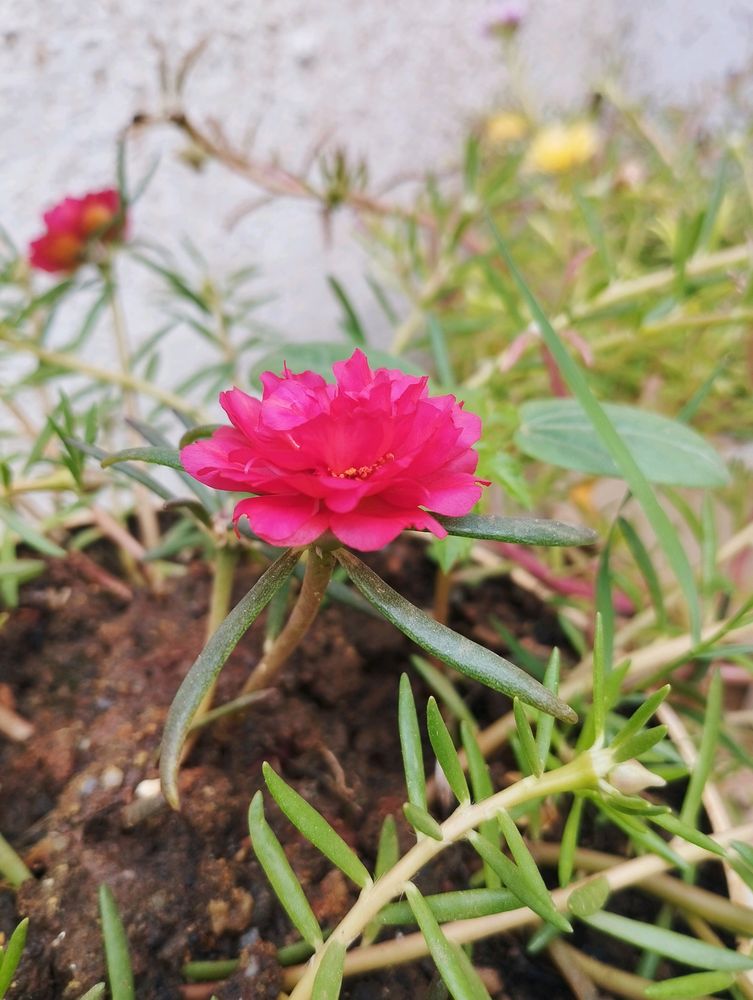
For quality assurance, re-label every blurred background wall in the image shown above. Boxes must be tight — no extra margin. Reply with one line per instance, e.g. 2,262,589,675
2,0,753,371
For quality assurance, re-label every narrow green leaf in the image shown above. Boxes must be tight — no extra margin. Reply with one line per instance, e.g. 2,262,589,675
182,959,239,982
379,887,519,926
488,218,701,640
76,985,106,1000
567,876,610,919
0,832,33,887
650,813,725,857
178,424,222,448
312,940,346,1000
612,725,668,763
373,815,399,880
496,810,552,904
468,833,571,932
102,446,183,471
405,883,492,1000
460,721,500,889
680,669,722,827
263,763,371,889
559,796,584,887
645,970,734,999
619,516,666,627
403,803,443,841
69,439,174,500
411,655,476,728
433,513,596,547
732,840,753,871
590,612,607,747
160,548,301,808
337,551,577,724
612,686,671,749
399,674,427,811
0,506,66,558
98,885,135,1000
583,910,753,971
248,793,323,949
0,559,45,584
513,698,542,777
427,698,470,805
328,275,367,345
0,918,28,998
427,315,456,387
535,649,560,767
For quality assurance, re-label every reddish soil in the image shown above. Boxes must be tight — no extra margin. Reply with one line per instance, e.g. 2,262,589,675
0,541,605,998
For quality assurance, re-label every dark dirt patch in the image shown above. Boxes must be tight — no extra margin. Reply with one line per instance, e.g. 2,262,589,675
1,541,588,998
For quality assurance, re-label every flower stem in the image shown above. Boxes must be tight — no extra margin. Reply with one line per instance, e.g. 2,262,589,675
241,547,335,695
288,750,607,999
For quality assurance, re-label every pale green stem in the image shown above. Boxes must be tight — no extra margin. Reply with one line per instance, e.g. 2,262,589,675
283,821,753,989
288,749,609,999
0,329,202,417
241,547,334,695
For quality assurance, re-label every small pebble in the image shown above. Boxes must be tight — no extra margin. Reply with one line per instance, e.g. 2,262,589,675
101,765,124,789
134,777,162,799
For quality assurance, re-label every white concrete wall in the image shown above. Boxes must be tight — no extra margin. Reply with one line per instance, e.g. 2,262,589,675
2,0,753,387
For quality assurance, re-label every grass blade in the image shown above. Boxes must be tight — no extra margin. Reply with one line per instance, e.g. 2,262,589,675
98,886,135,1000
680,669,722,827
0,918,28,998
487,217,701,640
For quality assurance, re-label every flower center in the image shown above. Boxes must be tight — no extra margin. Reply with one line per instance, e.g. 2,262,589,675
330,452,394,480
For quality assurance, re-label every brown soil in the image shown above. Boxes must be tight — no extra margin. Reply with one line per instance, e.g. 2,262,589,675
0,541,595,999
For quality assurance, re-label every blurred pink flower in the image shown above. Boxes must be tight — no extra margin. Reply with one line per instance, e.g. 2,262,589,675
182,350,487,550
29,188,126,273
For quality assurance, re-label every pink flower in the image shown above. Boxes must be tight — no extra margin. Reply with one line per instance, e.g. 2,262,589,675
29,188,126,273
181,350,488,551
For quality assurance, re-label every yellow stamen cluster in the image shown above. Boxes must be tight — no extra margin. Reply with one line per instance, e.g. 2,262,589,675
331,452,394,480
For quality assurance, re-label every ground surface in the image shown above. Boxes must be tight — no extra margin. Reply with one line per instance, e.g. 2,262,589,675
0,541,635,998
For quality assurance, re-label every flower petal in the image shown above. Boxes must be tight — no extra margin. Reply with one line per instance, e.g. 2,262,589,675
233,495,329,546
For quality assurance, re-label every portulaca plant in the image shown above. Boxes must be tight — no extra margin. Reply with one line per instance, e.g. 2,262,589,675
159,349,592,805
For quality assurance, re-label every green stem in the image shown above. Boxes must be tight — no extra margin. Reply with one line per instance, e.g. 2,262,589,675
241,547,334,695
288,749,607,999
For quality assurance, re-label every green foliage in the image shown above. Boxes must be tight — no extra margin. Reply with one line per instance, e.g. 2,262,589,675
98,885,135,1000
0,918,28,999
